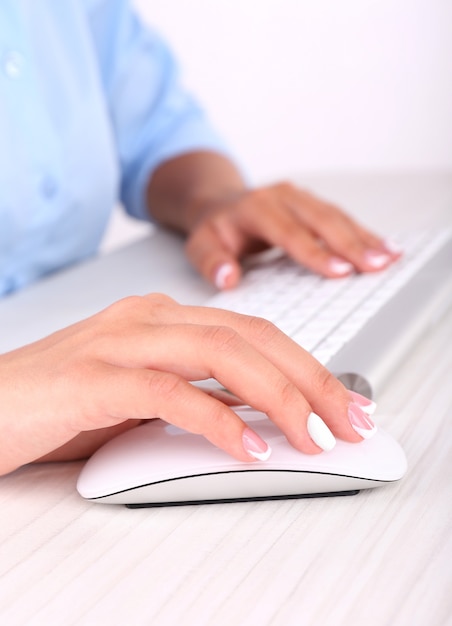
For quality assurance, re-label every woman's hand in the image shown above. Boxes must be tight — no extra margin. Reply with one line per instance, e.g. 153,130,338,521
147,152,400,290
185,181,401,289
0,294,375,476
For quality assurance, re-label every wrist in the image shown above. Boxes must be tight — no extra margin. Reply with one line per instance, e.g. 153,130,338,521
146,151,247,234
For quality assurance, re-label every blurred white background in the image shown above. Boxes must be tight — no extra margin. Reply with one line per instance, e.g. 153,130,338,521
102,0,452,251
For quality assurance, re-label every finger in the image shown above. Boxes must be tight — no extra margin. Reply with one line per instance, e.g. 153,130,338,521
140,303,366,444
185,219,244,289
281,185,401,272
86,365,271,462
193,189,357,279
185,189,321,287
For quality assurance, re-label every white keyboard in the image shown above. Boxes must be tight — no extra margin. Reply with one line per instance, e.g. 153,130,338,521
206,229,452,396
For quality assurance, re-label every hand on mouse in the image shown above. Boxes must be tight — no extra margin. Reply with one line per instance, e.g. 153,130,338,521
0,294,376,476
148,152,401,289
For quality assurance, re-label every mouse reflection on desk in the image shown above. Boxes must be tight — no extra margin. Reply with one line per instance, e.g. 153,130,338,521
76,407,407,507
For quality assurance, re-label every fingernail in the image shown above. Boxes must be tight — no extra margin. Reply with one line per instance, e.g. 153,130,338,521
364,250,391,269
348,403,377,439
242,427,272,461
348,390,377,415
214,263,234,289
307,413,336,451
328,257,354,276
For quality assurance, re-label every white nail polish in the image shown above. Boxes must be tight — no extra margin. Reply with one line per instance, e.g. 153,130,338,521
351,424,378,439
328,258,354,275
307,413,336,451
348,390,377,415
365,250,391,269
214,263,234,289
360,400,377,416
348,403,378,440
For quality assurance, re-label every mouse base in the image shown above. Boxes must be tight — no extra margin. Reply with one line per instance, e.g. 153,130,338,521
125,489,360,508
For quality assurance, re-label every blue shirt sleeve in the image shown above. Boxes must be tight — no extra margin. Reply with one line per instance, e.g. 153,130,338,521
0,0,230,295
85,0,230,220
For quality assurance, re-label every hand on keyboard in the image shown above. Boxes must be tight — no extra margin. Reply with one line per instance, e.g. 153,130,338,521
207,228,451,395
185,181,401,289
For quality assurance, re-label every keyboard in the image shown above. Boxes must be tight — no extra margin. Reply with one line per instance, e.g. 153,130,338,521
206,229,452,398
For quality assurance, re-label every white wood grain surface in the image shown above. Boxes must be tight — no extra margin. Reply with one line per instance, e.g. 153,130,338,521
1,173,451,626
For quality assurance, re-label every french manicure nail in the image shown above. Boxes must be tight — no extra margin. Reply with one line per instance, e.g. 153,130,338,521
364,250,391,269
242,427,272,461
214,263,234,289
348,403,377,439
307,413,336,451
348,390,377,415
328,257,354,276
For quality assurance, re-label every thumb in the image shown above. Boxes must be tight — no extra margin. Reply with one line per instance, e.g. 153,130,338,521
185,224,243,290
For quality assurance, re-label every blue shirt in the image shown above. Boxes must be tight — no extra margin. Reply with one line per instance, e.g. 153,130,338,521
0,0,226,296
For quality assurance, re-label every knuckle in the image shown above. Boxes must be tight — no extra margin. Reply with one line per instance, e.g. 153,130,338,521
104,295,144,319
105,293,176,326
311,366,338,397
275,378,300,407
146,370,185,400
203,403,230,437
104,293,175,320
144,293,176,319
145,292,174,306
203,325,242,355
246,315,282,345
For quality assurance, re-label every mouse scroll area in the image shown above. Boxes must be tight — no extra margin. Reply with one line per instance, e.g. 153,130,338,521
77,410,407,507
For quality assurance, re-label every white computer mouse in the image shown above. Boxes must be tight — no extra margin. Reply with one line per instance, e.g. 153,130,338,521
77,407,407,507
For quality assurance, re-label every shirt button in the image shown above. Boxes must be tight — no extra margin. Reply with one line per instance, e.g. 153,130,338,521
39,175,59,200
2,50,23,78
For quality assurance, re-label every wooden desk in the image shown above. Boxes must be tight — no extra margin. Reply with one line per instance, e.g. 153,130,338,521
1,172,451,626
